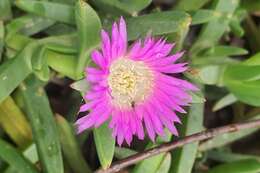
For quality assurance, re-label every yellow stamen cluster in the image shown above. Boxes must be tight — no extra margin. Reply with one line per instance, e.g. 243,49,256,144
108,58,154,108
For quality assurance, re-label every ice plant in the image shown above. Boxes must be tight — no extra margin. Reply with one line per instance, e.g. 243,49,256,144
76,17,198,145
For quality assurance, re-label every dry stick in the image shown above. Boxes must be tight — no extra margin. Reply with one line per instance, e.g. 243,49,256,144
95,119,260,173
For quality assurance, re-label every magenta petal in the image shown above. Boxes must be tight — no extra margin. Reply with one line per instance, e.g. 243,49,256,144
155,89,187,113
154,63,188,73
148,52,184,67
136,123,145,140
109,109,121,128
138,38,155,58
94,107,112,127
129,40,141,58
160,116,179,136
156,80,191,100
150,96,181,123
86,73,105,83
76,116,94,134
79,97,106,112
79,102,94,112
101,30,111,63
146,103,164,136
117,122,124,146
85,67,104,75
91,50,106,68
129,114,137,135
119,16,127,54
111,22,119,59
84,91,105,100
134,115,144,140
143,112,156,141
125,129,133,146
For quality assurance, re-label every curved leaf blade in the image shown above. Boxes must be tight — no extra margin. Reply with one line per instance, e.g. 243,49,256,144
18,76,63,173
94,122,115,169
0,96,32,147
0,139,38,173
56,115,91,173
207,159,260,173
15,0,74,24
75,0,101,78
127,11,191,41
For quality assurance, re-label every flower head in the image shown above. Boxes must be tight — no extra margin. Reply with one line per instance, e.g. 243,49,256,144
76,17,198,145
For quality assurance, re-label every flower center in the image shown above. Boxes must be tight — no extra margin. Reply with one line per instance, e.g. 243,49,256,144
108,58,154,108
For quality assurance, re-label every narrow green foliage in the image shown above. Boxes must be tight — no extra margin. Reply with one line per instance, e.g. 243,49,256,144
5,15,55,41
213,94,237,111
127,11,191,41
0,96,32,147
0,0,12,21
18,76,63,173
56,115,91,173
5,144,39,173
0,45,33,103
132,144,166,173
207,150,260,163
15,0,74,24
190,0,240,55
75,0,101,78
170,102,204,173
207,159,260,173
175,0,210,11
0,139,38,173
114,147,137,159
224,64,260,106
0,21,4,61
190,10,219,25
91,0,152,15
93,122,115,169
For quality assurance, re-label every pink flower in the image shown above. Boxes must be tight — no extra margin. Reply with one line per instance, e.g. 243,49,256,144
76,17,198,145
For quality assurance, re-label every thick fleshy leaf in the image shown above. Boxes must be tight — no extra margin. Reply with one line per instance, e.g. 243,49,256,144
132,146,166,173
15,0,74,24
155,153,171,173
0,96,32,147
93,121,115,169
18,75,63,173
0,0,12,21
204,46,248,57
198,65,226,85
91,0,152,15
190,0,240,55
114,147,137,159
0,21,4,62
170,101,204,173
213,94,237,111
0,139,38,173
5,143,39,173
75,0,101,78
70,79,90,94
127,11,191,41
190,10,219,25
5,15,55,41
207,159,260,173
174,0,210,10
207,150,260,163
0,43,34,103
56,115,91,173
133,132,172,173
242,0,260,13
223,64,260,106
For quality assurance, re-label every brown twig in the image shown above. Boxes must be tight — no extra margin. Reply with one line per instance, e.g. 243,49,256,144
95,119,260,173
